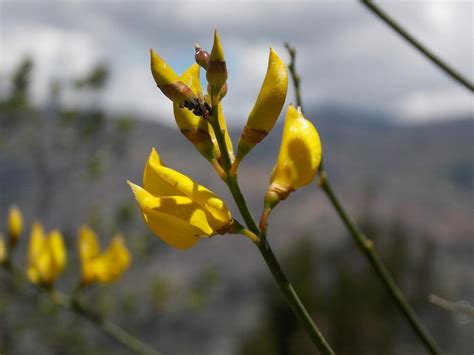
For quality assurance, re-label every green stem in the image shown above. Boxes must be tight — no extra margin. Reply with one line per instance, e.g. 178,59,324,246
70,297,161,355
1,263,162,355
210,98,335,355
361,0,473,92
285,43,304,110
257,239,335,355
210,102,259,233
319,172,441,355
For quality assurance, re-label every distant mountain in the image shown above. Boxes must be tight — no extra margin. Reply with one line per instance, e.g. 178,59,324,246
1,106,473,242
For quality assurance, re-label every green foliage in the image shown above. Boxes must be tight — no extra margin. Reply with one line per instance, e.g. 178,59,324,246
73,63,110,90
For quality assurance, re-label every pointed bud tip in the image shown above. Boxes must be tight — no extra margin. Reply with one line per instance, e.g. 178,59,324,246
210,30,225,61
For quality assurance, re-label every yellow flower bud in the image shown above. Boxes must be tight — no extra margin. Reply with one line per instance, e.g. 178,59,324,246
209,103,234,163
8,205,23,244
206,30,227,98
0,235,6,264
150,49,197,106
78,226,131,285
128,148,233,249
235,48,288,167
173,64,215,162
266,105,322,206
27,222,67,286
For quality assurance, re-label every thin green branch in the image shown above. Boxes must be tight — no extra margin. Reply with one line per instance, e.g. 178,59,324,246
285,43,304,109
256,240,335,355
210,97,335,355
361,0,473,92
1,263,162,355
285,43,442,354
319,173,441,355
210,100,259,234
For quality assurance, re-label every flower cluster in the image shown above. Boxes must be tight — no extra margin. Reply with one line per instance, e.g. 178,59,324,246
129,30,322,248
1,206,131,287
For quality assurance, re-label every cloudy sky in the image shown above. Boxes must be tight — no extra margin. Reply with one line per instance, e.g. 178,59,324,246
0,0,472,126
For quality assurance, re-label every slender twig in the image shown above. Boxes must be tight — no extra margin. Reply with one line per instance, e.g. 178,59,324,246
285,43,304,110
319,173,441,355
429,294,474,318
209,95,335,355
361,0,473,92
1,263,162,355
285,43,442,354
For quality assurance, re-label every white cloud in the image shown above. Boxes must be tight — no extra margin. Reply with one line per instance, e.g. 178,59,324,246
1,24,102,106
1,0,471,124
398,89,473,123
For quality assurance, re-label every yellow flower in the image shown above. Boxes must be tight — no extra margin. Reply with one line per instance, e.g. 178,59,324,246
27,222,67,285
173,63,215,161
234,48,288,168
0,235,6,263
78,225,131,285
8,205,23,244
265,105,322,208
150,49,197,107
128,148,233,249
206,30,227,99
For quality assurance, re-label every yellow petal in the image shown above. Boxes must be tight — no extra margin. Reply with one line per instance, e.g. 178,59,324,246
150,49,179,87
78,225,100,261
209,103,234,161
236,48,288,163
27,222,45,284
142,159,231,229
245,48,288,132
172,65,215,161
270,105,322,190
143,148,183,197
128,182,213,249
45,230,67,283
8,205,23,242
27,225,66,285
92,235,131,283
78,225,101,284
150,49,197,106
28,222,45,265
209,30,225,62
173,64,205,130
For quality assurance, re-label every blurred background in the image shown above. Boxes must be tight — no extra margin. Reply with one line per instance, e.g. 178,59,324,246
0,1,472,354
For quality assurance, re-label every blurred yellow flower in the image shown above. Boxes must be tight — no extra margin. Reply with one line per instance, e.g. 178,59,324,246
236,48,288,165
128,148,233,249
0,235,6,263
265,105,322,206
27,222,67,286
8,205,23,244
78,225,131,285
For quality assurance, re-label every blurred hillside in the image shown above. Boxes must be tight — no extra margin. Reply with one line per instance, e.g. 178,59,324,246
2,104,472,243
